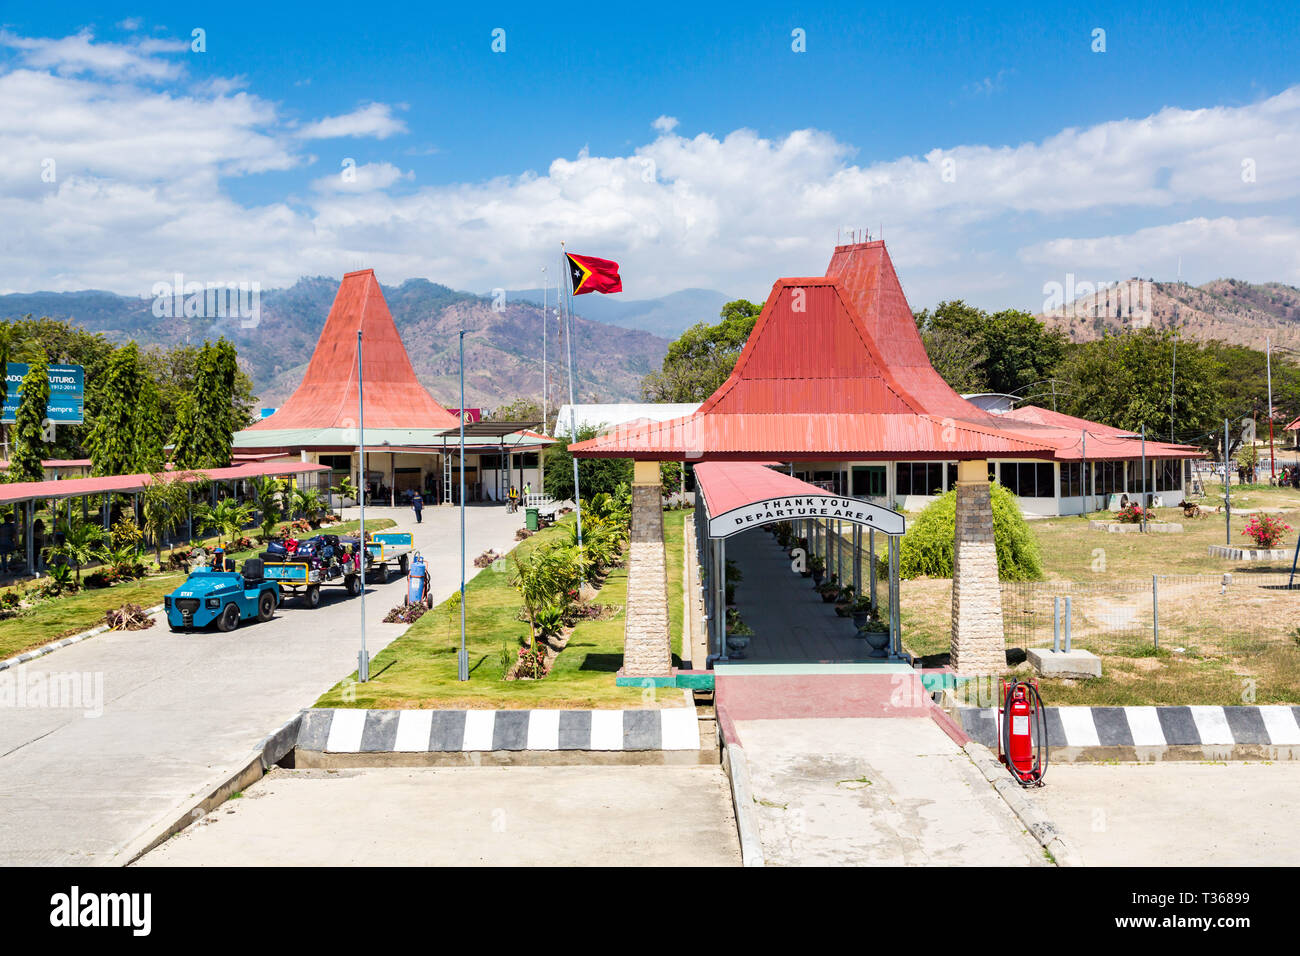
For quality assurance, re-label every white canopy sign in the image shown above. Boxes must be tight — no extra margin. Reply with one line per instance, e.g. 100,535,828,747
708,494,906,539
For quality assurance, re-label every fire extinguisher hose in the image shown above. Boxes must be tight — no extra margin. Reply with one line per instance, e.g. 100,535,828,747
1001,680,1049,786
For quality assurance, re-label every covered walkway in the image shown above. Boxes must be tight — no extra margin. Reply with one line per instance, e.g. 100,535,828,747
723,529,875,663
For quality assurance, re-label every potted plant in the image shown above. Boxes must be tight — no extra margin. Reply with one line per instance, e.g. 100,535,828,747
809,554,825,584
850,594,873,628
726,608,753,656
817,581,839,603
858,612,890,658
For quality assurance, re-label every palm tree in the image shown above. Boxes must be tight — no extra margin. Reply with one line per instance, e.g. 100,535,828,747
510,545,580,649
250,476,285,540
50,517,106,587
140,472,193,562
194,498,253,550
291,486,325,526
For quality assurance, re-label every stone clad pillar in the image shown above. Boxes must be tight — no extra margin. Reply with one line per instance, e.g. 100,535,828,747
623,459,672,677
950,459,1006,674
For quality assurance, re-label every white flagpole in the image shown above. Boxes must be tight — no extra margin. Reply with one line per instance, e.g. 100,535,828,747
541,266,548,435
561,243,585,578
356,328,369,682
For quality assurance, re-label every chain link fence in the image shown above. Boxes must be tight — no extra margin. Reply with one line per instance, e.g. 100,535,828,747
1001,572,1300,660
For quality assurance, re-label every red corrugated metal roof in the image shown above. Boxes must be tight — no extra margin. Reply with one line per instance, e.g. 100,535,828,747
695,462,834,516
570,241,1204,465
1000,405,1138,437
572,241,1055,461
248,270,459,432
0,461,329,505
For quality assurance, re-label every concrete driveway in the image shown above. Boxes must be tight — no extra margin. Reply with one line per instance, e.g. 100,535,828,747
736,717,1049,866
1025,762,1300,866
137,765,740,867
0,503,523,866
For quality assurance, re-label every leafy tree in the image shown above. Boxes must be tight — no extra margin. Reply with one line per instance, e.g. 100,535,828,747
170,339,241,469
487,398,545,426
914,300,1067,396
86,342,158,476
1056,329,1224,443
542,424,632,501
641,299,762,402
8,351,49,483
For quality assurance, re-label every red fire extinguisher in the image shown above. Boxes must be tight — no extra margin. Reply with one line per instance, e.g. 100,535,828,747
998,679,1048,787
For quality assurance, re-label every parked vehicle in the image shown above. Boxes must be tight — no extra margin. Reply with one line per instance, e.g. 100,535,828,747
164,559,280,632
260,534,366,606
353,531,413,583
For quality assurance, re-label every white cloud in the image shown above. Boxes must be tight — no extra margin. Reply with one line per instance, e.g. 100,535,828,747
0,29,187,81
312,161,414,193
295,102,408,140
1,29,1299,311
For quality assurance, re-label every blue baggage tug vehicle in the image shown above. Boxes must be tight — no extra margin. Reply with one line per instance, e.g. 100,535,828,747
165,558,281,632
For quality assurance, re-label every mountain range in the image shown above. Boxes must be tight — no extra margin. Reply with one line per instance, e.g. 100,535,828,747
1039,277,1300,352
0,278,739,411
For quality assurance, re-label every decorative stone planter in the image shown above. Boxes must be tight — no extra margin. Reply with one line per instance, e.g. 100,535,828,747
1088,521,1183,533
860,629,890,658
852,611,869,628
1208,545,1292,561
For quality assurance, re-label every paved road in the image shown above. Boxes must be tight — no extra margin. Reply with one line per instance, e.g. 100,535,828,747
138,765,740,866
1026,762,1300,866
736,717,1048,866
0,503,524,865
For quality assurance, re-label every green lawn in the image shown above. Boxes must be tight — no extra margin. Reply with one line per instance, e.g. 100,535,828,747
0,516,395,661
316,509,688,710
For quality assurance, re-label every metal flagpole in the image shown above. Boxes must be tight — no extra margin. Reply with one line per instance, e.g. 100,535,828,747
561,242,585,579
1140,423,1147,533
458,330,469,681
356,329,369,682
542,266,548,434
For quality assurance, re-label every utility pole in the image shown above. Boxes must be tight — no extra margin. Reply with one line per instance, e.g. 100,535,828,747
1267,336,1276,480
1140,423,1148,533
1223,419,1232,547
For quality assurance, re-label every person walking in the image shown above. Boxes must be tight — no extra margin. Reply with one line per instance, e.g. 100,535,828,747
523,481,531,501
411,491,424,524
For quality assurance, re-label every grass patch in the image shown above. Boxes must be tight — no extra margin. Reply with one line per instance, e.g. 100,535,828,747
893,481,1300,704
315,509,686,710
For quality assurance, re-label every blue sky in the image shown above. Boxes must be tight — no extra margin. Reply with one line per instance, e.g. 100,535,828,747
1,1,1298,313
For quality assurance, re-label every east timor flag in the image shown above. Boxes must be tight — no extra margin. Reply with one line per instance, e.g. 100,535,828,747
565,253,622,295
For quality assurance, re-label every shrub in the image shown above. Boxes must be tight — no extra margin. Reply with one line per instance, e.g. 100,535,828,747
515,644,547,679
515,528,533,541
897,482,1043,581
1242,513,1291,549
474,549,502,569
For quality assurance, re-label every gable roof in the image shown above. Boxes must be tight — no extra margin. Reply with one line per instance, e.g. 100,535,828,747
248,269,459,432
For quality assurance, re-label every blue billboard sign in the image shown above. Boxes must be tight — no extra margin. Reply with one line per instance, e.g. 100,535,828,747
2,363,85,425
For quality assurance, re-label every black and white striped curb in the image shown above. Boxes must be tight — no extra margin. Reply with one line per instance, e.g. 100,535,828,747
960,705,1300,749
0,603,165,673
297,707,702,752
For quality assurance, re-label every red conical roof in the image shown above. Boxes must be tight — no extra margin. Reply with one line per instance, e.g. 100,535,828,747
249,269,459,431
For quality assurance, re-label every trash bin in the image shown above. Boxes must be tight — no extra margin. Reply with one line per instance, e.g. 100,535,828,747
525,507,539,531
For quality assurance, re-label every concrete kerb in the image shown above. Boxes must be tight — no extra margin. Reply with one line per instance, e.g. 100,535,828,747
114,710,305,867
961,740,1081,867
716,705,764,867
0,603,165,672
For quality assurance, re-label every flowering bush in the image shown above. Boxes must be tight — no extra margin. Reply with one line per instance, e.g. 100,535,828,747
1116,503,1149,524
515,644,547,679
1242,513,1291,549
474,549,502,568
